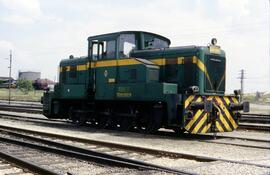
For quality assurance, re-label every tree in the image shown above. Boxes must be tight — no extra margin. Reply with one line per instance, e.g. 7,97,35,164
17,79,33,94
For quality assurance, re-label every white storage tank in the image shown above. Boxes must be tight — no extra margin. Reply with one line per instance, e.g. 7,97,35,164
18,71,41,81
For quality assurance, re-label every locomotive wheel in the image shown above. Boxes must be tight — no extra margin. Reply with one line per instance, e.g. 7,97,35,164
118,117,133,131
138,106,162,134
112,116,132,131
68,107,74,121
96,108,113,129
143,119,160,133
68,107,87,126
72,113,87,126
96,116,109,128
113,106,135,131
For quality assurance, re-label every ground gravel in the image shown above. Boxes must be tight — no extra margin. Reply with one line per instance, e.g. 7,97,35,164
183,161,270,175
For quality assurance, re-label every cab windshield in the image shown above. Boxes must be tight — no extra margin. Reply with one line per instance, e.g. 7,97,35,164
205,55,226,93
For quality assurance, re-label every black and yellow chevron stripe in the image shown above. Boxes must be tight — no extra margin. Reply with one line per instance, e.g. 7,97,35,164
184,95,239,134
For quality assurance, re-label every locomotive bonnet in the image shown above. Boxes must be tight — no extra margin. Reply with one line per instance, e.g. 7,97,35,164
42,31,249,134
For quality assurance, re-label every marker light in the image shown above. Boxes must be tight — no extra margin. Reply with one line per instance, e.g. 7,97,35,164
211,38,217,45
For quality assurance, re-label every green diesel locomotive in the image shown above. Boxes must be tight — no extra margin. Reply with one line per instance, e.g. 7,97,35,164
42,31,249,134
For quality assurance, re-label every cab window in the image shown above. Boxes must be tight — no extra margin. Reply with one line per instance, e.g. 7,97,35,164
91,40,116,60
144,33,169,49
153,38,169,48
91,41,99,61
106,40,116,59
119,34,136,58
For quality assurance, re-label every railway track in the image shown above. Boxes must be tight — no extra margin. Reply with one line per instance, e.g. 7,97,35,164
0,124,269,170
0,111,269,145
0,112,269,174
0,104,42,114
238,113,270,131
0,139,139,175
0,126,194,175
0,110,269,143
0,112,68,124
240,114,270,124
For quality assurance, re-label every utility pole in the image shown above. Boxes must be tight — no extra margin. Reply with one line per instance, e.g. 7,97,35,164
1,51,12,104
8,50,12,105
238,69,245,101
269,0,270,91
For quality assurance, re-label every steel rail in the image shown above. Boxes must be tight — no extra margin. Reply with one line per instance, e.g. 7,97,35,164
240,116,270,124
0,99,40,104
238,123,270,131
242,113,270,117
0,104,42,109
0,106,42,114
195,133,270,143
198,140,270,150
0,125,269,169
156,130,270,143
0,112,67,123
0,150,60,175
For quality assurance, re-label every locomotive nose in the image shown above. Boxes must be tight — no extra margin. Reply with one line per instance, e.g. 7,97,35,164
184,95,242,134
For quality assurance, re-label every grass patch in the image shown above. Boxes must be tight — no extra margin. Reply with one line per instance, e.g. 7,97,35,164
249,103,270,114
0,88,43,102
243,93,270,105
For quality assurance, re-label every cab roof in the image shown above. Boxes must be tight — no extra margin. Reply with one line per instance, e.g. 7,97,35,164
87,31,171,45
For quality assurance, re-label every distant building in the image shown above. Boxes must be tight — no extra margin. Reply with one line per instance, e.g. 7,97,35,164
0,76,14,82
0,76,16,88
18,71,41,81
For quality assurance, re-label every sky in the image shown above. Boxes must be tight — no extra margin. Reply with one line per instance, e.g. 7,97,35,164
0,0,269,93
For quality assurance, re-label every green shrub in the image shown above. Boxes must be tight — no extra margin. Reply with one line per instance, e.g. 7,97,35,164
17,79,33,94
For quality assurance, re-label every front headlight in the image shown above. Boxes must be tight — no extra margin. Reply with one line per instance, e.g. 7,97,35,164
189,86,199,93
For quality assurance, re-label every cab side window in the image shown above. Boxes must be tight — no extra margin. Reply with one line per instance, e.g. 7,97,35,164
91,40,116,60
144,34,169,49
106,40,116,59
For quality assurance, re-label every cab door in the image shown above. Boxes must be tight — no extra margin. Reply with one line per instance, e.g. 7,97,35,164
90,40,117,100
